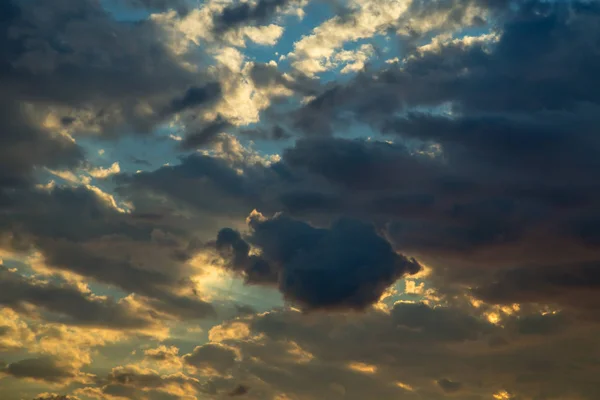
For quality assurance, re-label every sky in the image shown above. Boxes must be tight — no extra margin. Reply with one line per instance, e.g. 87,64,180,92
1,0,600,399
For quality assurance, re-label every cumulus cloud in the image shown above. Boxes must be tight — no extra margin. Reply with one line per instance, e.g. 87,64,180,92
0,0,215,141
73,365,203,400
213,0,296,33
214,212,421,310
2,356,85,384
2,0,600,399
0,267,155,329
183,343,239,375
1,184,215,324
189,302,600,399
256,1,600,319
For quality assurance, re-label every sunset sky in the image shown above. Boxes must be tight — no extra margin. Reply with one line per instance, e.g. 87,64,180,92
1,0,600,399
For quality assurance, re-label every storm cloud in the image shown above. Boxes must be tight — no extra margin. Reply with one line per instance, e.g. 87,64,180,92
215,213,421,310
2,0,600,399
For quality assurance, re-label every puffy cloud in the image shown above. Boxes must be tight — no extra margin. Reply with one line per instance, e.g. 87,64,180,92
286,0,493,77
214,212,421,310
179,116,231,150
153,1,286,52
0,0,214,143
142,346,183,371
286,0,411,76
213,0,297,33
188,301,600,399
1,356,88,384
0,184,216,325
74,365,203,400
115,115,597,316
166,82,222,115
0,266,155,329
123,0,191,14
2,1,600,399
183,343,239,375
436,378,463,394
243,1,600,321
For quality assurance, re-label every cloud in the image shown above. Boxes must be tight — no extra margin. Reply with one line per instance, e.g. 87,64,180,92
190,301,600,399
2,356,84,384
436,378,463,394
0,0,211,139
180,116,231,149
33,394,81,400
285,0,411,76
1,1,600,399
183,343,238,375
296,1,600,124
0,98,83,190
1,184,215,323
238,1,600,320
228,384,250,396
75,365,203,400
166,82,222,115
115,115,599,318
247,62,320,97
213,0,294,33
0,267,155,329
123,0,190,14
214,212,421,310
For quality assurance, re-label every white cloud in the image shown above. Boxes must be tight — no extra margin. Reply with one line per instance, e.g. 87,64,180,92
88,162,120,179
287,0,411,76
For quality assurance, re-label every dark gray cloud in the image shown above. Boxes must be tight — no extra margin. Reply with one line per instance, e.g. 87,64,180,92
241,124,292,141
0,0,597,399
390,302,492,343
475,261,600,319
282,137,438,191
232,303,600,400
123,0,191,14
106,366,197,388
2,357,77,383
0,0,215,195
116,113,599,316
180,116,231,150
78,365,204,400
117,151,260,218
167,83,222,115
248,63,321,97
0,1,222,330
213,0,293,33
0,266,155,329
436,378,463,393
0,0,204,126
293,1,600,128
233,0,600,317
215,213,421,310
183,343,238,374
0,185,215,321
0,0,219,213
0,100,84,190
